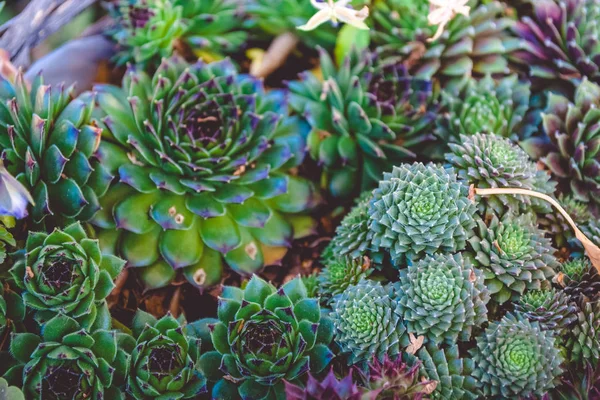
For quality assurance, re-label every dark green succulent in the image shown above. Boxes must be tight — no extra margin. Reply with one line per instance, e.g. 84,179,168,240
538,194,592,248
445,132,556,215
436,75,536,143
288,49,436,198
566,298,600,368
0,219,14,265
5,314,129,400
284,369,362,400
330,279,407,365
558,257,600,303
469,212,558,303
371,0,520,92
514,288,577,337
471,313,563,397
194,276,334,400
123,310,206,399
318,256,372,302
0,72,112,225
417,343,479,400
396,253,489,343
368,163,476,266
93,57,319,290
10,222,125,329
112,0,247,67
0,282,23,345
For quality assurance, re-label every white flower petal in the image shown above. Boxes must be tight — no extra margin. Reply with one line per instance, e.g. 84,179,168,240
333,5,369,30
297,8,333,31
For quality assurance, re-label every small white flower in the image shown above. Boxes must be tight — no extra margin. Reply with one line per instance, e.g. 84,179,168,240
297,0,369,32
427,0,470,42
0,162,33,219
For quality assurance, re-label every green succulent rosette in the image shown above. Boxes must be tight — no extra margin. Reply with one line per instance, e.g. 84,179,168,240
318,256,372,302
10,222,125,330
330,279,407,366
558,257,600,302
93,57,319,290
5,314,129,400
112,0,247,67
368,163,477,266
0,72,112,226
371,0,520,92
193,276,334,400
436,75,536,143
288,49,436,198
566,298,600,368
469,213,558,303
514,288,577,338
471,313,563,398
122,310,206,399
396,253,489,344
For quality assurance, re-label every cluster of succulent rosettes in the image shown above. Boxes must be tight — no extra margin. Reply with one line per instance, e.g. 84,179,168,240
566,298,600,368
5,314,129,400
194,276,334,400
513,0,600,86
436,75,536,143
417,343,478,400
468,212,558,303
445,132,556,215
538,194,592,248
284,369,362,400
471,312,563,398
557,257,600,302
121,310,206,399
318,256,372,302
0,282,23,343
514,288,577,337
111,0,247,67
10,222,125,330
396,253,489,344
93,57,319,290
0,72,111,226
535,78,600,205
288,49,436,198
371,0,519,92
330,278,407,366
368,163,477,266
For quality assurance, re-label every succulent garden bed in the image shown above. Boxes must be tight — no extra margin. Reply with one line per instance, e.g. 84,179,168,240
1,0,600,399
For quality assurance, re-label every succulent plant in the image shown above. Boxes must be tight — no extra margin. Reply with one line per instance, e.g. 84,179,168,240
0,282,23,345
318,256,372,302
0,71,111,225
371,0,519,92
93,57,319,290
566,298,600,368
471,312,563,397
556,362,600,400
557,257,600,303
121,310,206,399
284,369,362,400
368,163,477,266
330,278,407,365
0,377,24,400
5,314,129,400
534,78,600,205
445,132,556,215
469,212,558,303
436,75,536,143
288,49,436,198
111,0,247,67
514,288,577,337
396,253,489,343
194,276,334,400
417,343,479,400
10,222,125,330
301,273,319,298
0,220,14,265
513,0,600,86
361,354,436,400
538,194,592,248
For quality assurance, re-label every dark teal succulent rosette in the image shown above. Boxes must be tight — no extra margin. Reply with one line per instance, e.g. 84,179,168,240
123,310,206,399
193,275,334,400
93,57,319,290
0,72,112,226
288,49,436,198
5,314,129,400
10,222,125,330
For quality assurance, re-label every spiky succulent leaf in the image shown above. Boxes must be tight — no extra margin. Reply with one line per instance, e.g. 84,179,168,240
396,253,489,343
369,163,476,266
330,279,407,365
566,298,600,368
318,256,372,302
93,57,319,290
284,369,362,400
112,0,247,66
0,72,112,225
5,314,129,400
471,313,563,397
514,288,577,337
9,222,125,329
288,49,436,198
557,257,600,304
538,194,592,248
469,213,558,303
195,275,334,400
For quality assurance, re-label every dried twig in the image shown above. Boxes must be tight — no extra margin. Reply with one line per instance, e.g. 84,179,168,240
250,32,299,79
